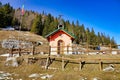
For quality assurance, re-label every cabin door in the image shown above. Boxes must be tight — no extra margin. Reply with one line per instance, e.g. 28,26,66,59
57,40,64,54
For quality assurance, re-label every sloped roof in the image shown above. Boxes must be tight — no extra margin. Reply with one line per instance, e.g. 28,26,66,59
45,28,75,39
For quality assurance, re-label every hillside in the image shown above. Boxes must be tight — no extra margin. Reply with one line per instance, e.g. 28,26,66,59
0,52,120,80
0,31,120,80
0,30,48,44
0,30,48,54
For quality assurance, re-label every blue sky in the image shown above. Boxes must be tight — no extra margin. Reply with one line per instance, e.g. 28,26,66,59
1,0,120,44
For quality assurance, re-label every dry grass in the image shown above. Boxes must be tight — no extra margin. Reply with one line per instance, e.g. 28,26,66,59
0,30,48,54
1,54,120,80
1,31,120,80
0,30,48,44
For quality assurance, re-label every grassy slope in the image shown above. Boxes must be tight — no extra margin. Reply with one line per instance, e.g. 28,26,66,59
1,54,120,80
0,30,48,54
0,31,120,80
0,30,47,43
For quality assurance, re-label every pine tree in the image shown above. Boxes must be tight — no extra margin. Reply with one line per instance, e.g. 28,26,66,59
42,13,54,36
96,32,101,45
31,15,43,35
80,24,86,43
110,37,117,48
12,18,19,27
0,3,13,28
90,28,96,45
86,28,90,45
0,2,2,7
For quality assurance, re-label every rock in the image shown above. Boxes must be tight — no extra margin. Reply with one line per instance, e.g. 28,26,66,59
6,57,13,61
29,73,54,79
41,74,53,79
5,57,18,67
103,64,115,72
29,73,40,78
12,61,18,67
92,77,101,80
0,53,10,57
79,77,87,80
93,78,98,80
0,76,5,80
89,52,97,55
2,73,11,77
40,52,44,55
112,51,117,55
0,72,12,80
12,57,18,67
0,71,4,74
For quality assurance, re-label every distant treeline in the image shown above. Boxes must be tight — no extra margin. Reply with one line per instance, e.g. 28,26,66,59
0,2,117,47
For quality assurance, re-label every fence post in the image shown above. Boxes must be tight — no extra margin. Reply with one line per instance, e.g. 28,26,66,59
18,48,21,56
45,56,49,70
49,46,51,56
67,45,69,54
99,59,103,71
110,44,112,54
86,44,89,54
79,61,82,71
10,48,13,57
45,46,51,70
32,45,35,55
62,56,64,71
